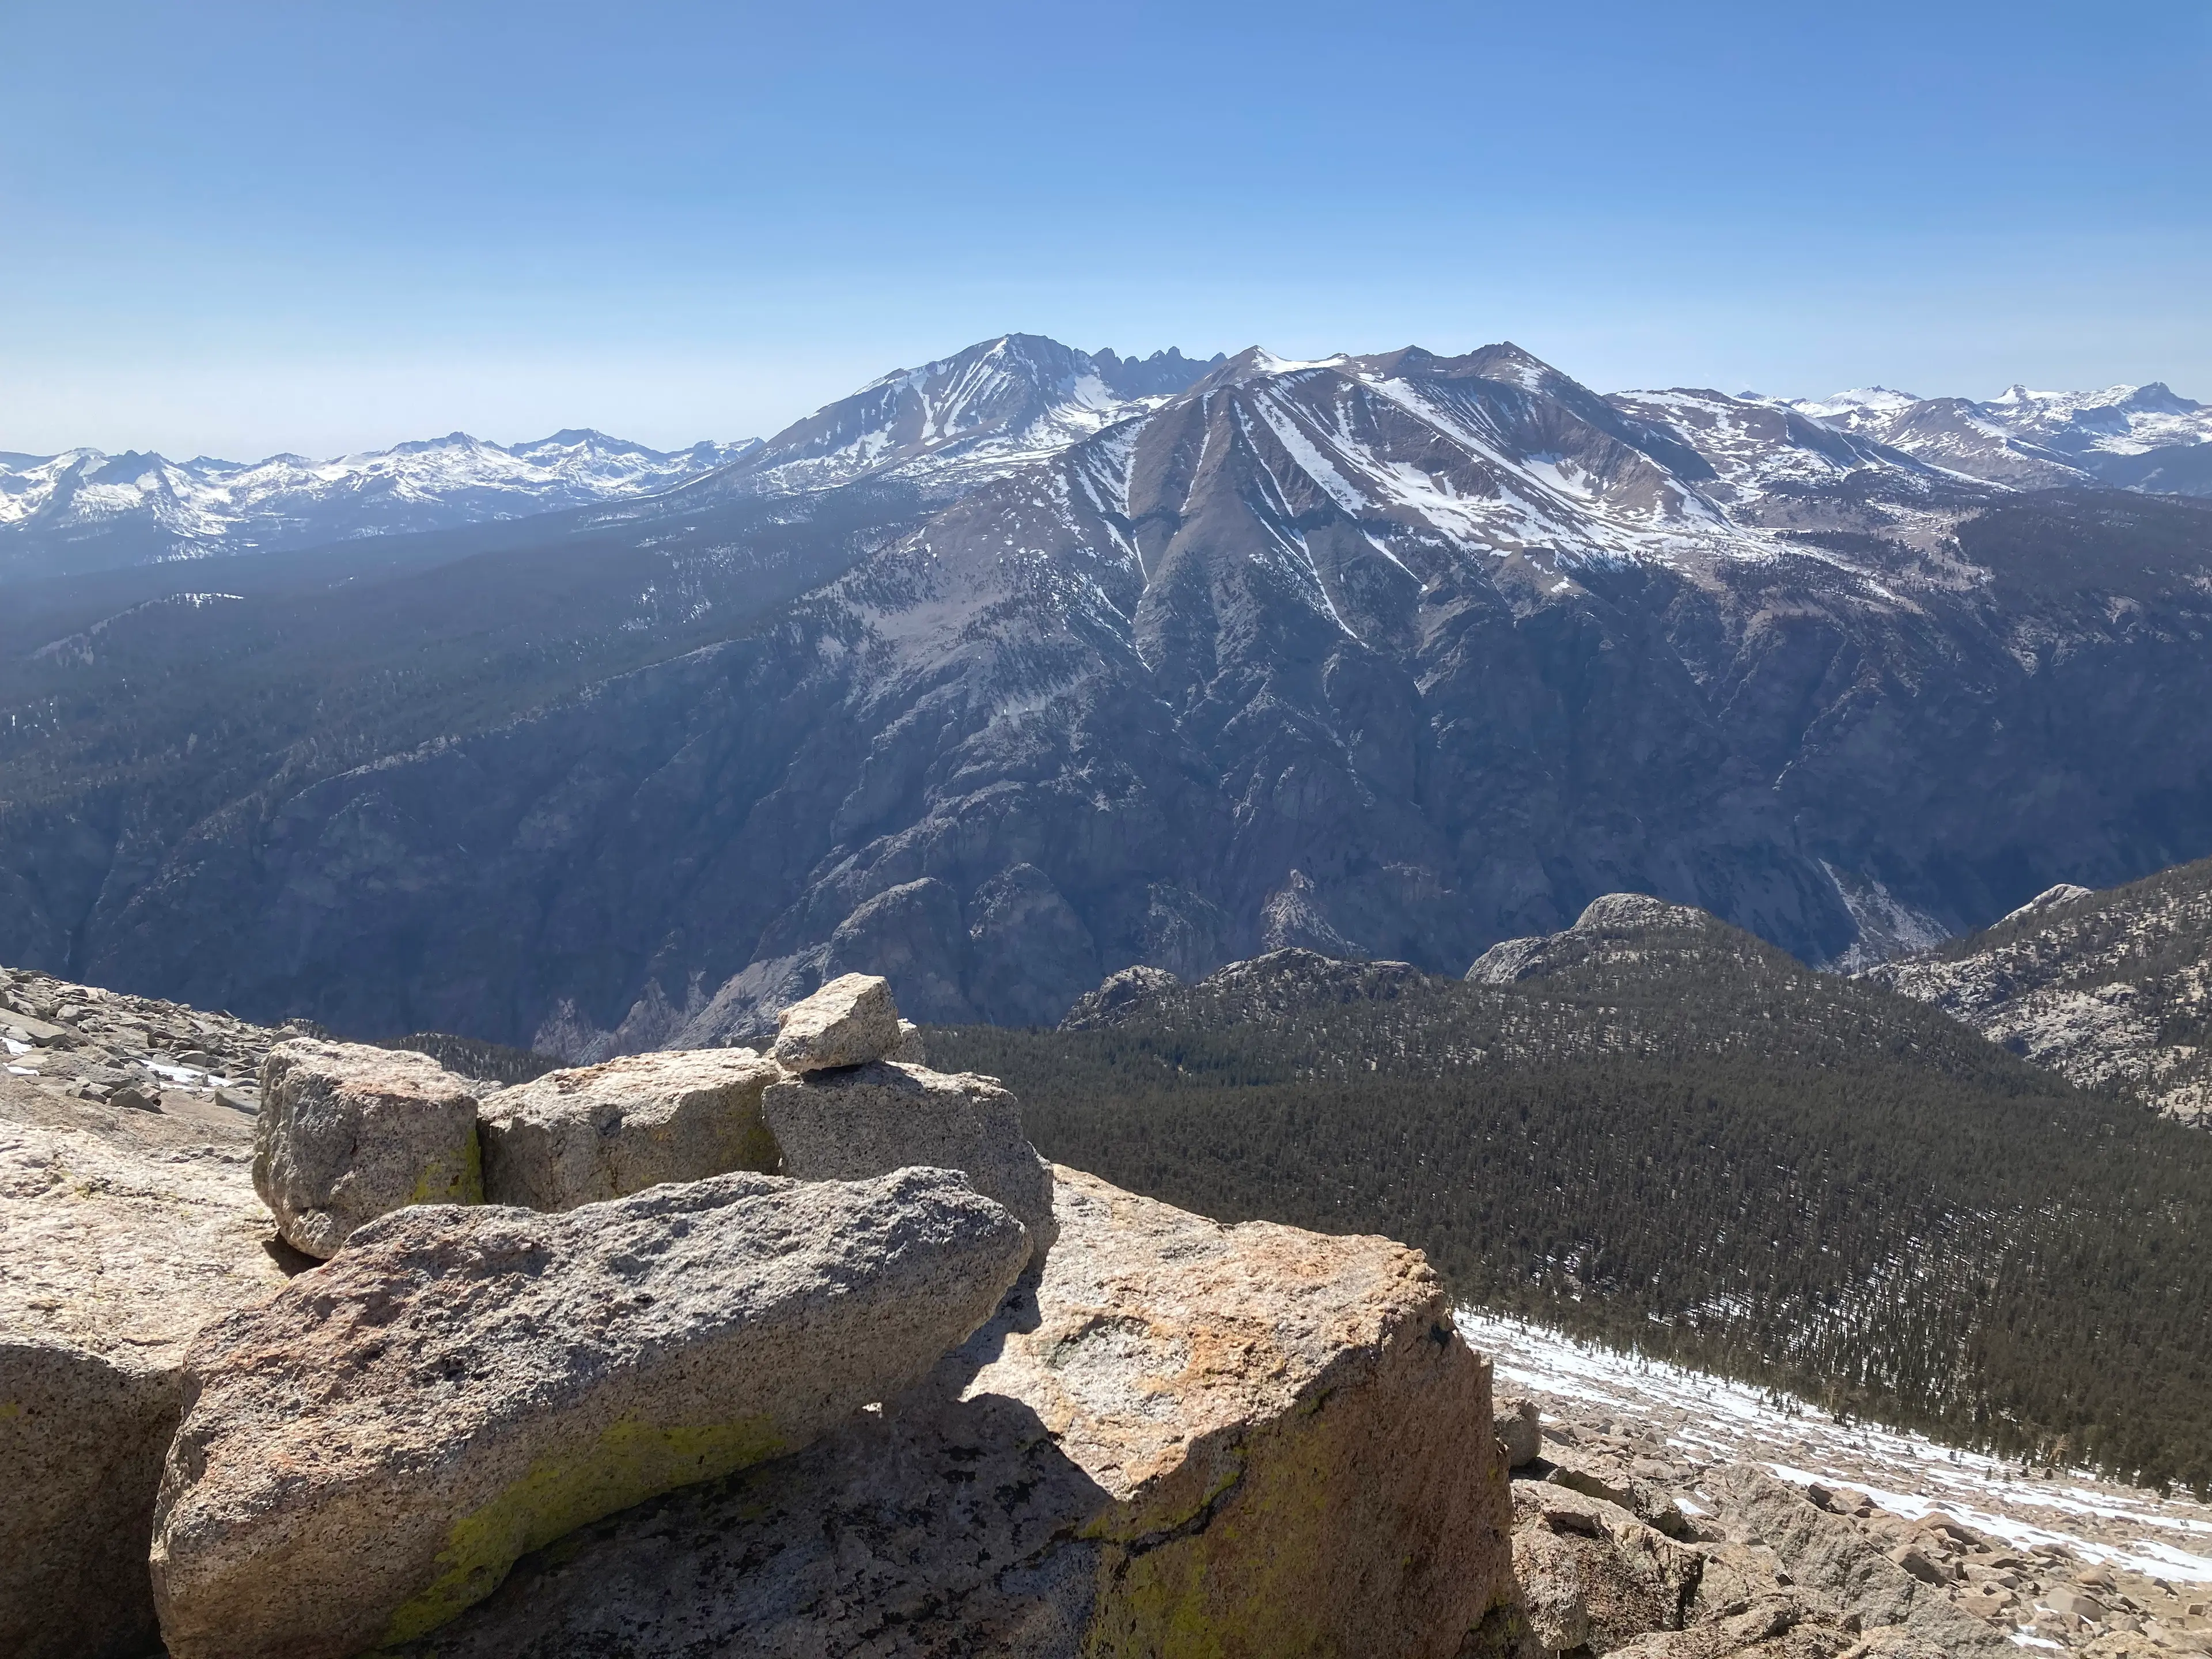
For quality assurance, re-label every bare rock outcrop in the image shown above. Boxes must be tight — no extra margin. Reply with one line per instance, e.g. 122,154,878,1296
1860,857,2212,1124
253,1039,482,1257
148,1166,1032,1659
1059,963,1183,1031
0,1085,291,1659
1469,893,1729,986
385,1165,1514,1658
1698,1466,2012,1654
762,1058,1056,1244
770,972,902,1073
478,1048,781,1210
1510,1480,1705,1653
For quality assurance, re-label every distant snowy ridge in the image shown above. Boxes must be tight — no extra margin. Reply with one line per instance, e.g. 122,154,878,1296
0,428,761,579
1768,380,2212,492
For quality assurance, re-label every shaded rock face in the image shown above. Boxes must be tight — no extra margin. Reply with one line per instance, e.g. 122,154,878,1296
386,1165,1512,1659
12,343,2212,1054
761,1059,1056,1246
0,1084,291,1659
478,1048,782,1210
1060,963,1183,1031
148,1166,1032,1659
253,1039,482,1258
1511,1480,1703,1653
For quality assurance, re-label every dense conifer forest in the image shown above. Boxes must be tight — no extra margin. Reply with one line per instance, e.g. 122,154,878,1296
930,906,2212,1495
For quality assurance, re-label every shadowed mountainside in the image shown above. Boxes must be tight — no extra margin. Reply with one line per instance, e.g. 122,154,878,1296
3,340,2212,1050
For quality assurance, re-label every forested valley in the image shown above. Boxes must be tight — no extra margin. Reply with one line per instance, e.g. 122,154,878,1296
931,906,2212,1495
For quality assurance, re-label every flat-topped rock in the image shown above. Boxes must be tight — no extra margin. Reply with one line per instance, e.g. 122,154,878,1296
478,1048,782,1210
762,1059,1055,1244
253,1039,482,1258
149,1166,1032,1659
770,972,901,1072
0,1085,291,1659
387,1165,1513,1658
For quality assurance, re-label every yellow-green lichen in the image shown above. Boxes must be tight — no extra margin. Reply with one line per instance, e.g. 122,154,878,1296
377,1412,786,1647
407,1132,484,1207
1082,1421,1344,1658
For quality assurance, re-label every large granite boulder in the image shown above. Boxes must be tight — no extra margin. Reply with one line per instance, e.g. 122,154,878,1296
253,1039,482,1258
478,1048,782,1210
148,1166,1031,1659
762,1059,1056,1244
0,1085,291,1659
387,1165,1514,1658
770,972,901,1073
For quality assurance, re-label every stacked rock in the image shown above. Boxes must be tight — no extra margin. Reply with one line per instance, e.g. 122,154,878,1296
476,1048,785,1211
248,973,1052,1256
763,974,1057,1247
142,972,1060,1655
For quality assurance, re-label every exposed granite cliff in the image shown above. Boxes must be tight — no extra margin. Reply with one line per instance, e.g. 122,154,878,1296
1863,858,2212,1123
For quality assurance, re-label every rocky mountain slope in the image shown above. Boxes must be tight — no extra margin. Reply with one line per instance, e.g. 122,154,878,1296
1785,381,2212,494
1473,1317,2212,1655
1862,859,2212,1124
4,968,1521,1659
5,338,2212,1051
0,430,761,581
12,955,2203,1659
933,899,2212,1494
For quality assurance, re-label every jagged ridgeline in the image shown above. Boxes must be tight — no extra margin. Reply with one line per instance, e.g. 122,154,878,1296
930,899,2212,1496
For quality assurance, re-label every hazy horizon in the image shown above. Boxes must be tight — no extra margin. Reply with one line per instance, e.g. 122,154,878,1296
5,0,2206,459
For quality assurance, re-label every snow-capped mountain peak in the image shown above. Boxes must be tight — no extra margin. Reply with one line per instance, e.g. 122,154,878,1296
1786,386,1922,419
700,334,1225,500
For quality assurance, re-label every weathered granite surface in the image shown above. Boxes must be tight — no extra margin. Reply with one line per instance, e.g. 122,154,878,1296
150,1168,1032,1659
478,1048,782,1210
0,1082,291,1659
763,1059,1056,1246
253,1039,482,1257
390,1165,1513,1658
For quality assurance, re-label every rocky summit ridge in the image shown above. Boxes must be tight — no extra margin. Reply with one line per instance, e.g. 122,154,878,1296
9,956,2165,1658
6,967,1516,1659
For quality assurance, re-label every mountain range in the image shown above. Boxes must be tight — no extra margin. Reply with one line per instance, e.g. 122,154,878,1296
7,346,2205,586
2,333,2210,1052
1787,380,2212,493
0,340,1223,583
0,430,760,582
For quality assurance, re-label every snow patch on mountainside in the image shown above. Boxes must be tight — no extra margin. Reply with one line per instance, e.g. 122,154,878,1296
1461,1312,2212,1584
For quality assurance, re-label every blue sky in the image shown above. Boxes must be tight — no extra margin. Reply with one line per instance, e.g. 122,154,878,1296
2,0,2206,457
